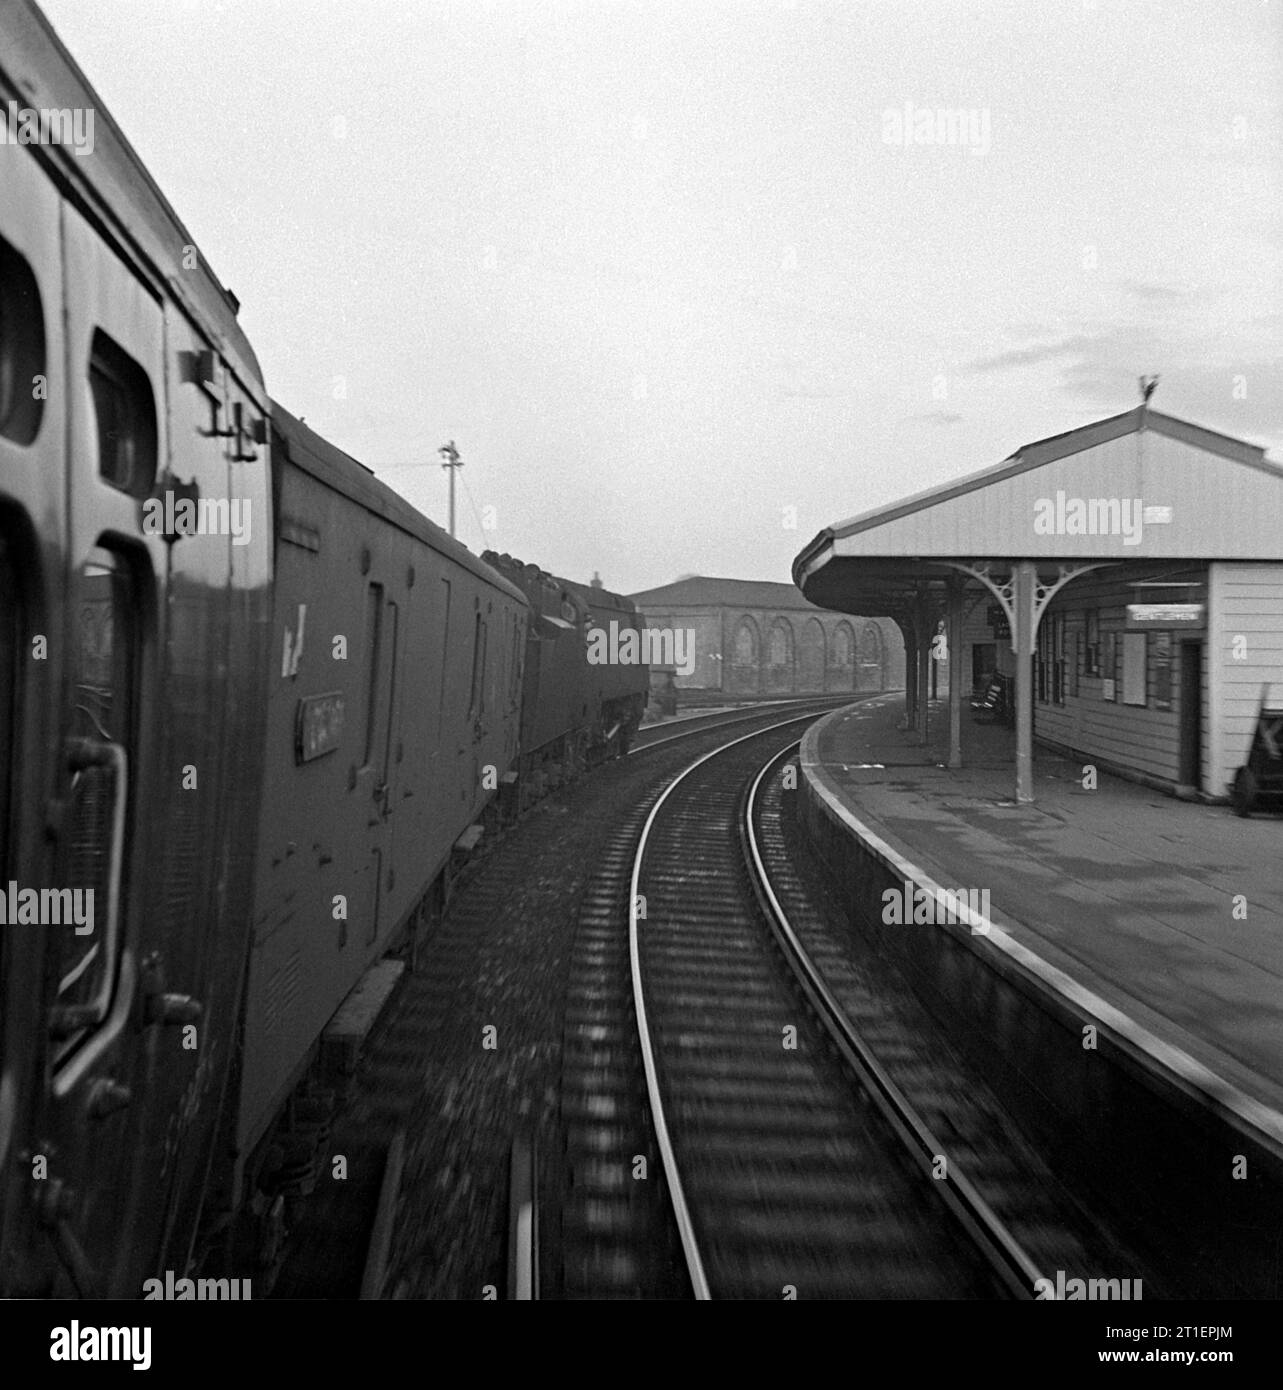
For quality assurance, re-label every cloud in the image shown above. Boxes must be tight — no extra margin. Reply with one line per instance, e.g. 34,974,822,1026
778,383,849,399
900,410,962,426
963,333,1105,374
1117,280,1201,303
957,317,1283,455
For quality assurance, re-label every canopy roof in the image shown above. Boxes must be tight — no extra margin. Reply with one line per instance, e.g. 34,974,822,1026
794,408,1282,617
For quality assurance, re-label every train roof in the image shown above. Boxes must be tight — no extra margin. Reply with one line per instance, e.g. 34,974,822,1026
271,404,529,605
3,3,262,387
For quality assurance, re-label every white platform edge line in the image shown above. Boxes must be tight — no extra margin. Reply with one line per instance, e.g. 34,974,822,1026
798,709,1283,1150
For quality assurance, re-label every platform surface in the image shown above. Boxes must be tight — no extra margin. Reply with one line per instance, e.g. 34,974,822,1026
803,692,1283,1123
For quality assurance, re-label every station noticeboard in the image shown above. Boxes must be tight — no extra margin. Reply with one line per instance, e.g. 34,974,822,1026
1125,603,1206,632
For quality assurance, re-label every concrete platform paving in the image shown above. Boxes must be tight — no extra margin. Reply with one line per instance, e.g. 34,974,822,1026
801,691,1283,1135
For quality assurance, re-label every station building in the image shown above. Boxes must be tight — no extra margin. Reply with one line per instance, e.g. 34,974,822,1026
793,406,1283,803
627,576,905,703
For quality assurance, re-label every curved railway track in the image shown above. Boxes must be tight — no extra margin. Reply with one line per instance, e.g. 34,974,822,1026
629,723,1051,1299
269,695,863,1299
273,693,1136,1300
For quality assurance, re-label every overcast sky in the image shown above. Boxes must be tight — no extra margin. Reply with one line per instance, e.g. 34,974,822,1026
40,0,1282,595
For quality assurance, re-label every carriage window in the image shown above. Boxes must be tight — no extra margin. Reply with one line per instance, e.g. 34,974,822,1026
0,534,18,871
0,234,46,445
363,584,383,765
437,578,452,735
469,614,487,717
89,328,156,497
50,546,137,1050
510,616,522,705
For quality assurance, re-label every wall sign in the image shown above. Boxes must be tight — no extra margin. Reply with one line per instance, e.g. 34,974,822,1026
1126,603,1205,631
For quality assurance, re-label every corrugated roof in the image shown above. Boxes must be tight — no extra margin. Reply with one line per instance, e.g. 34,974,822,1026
794,407,1283,584
825,409,1272,545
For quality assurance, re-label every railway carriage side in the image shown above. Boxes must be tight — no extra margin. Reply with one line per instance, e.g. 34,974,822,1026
231,408,526,1245
0,1,272,1297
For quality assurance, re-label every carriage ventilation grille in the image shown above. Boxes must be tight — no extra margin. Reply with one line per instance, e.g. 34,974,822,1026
263,949,303,1034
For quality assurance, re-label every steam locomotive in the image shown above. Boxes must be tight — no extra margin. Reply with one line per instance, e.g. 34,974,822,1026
0,2,647,1297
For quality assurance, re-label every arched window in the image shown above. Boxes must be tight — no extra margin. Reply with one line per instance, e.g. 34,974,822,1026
859,621,883,667
798,617,825,692
858,621,885,691
766,618,795,693
831,622,854,668
730,616,762,694
769,620,793,667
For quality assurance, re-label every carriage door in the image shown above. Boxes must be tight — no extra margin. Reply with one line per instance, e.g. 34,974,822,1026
41,201,167,1296
0,137,65,1290
359,583,399,947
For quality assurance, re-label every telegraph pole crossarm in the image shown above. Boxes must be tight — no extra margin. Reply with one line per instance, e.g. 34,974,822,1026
438,440,463,538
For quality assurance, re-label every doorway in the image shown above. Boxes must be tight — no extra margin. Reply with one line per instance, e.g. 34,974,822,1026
1177,641,1203,796
971,641,996,695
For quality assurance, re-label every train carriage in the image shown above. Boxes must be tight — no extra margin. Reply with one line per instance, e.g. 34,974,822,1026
234,408,527,1243
0,0,637,1299
0,1,273,1296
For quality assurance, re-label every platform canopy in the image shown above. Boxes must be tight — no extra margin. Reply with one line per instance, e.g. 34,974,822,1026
792,406,1283,803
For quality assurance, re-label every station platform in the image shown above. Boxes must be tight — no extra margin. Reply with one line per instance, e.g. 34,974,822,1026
799,692,1283,1139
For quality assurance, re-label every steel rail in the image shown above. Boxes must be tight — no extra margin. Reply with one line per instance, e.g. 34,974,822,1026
629,693,874,756
627,711,836,1300
741,741,1052,1301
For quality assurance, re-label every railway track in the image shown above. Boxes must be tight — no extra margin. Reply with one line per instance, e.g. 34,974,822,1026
629,723,1053,1299
631,696,854,753
555,700,866,1298
269,695,862,1299
271,693,1151,1300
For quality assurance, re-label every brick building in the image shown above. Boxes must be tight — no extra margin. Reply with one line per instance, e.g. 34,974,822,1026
627,576,905,703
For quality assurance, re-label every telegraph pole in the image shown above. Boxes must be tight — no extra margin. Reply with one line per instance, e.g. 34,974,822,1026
438,440,463,538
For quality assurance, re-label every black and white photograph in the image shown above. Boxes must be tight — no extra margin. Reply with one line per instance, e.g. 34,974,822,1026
0,0,1279,1359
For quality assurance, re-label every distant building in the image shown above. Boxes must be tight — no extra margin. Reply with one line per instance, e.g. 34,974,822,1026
627,576,905,702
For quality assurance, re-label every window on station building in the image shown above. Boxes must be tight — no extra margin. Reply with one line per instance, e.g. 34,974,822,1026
733,620,758,666
1083,609,1101,676
769,621,793,668
1102,632,1117,702
831,623,854,668
1037,614,1066,705
859,621,884,670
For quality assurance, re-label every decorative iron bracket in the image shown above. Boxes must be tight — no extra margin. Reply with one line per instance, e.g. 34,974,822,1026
936,560,1110,651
